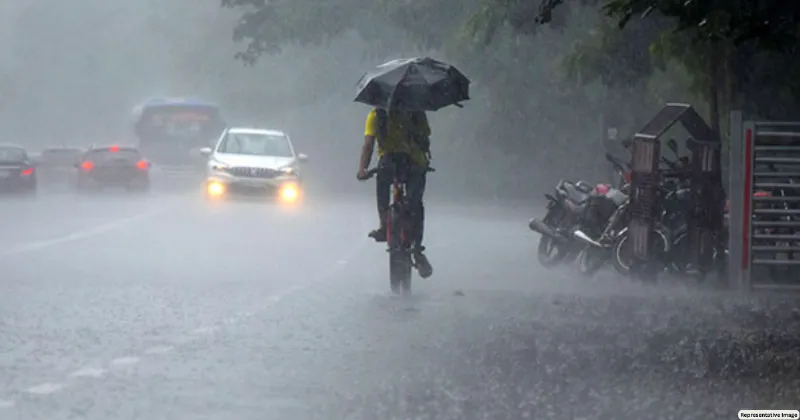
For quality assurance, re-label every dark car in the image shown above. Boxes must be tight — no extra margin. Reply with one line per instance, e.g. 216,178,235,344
0,144,37,194
75,145,151,192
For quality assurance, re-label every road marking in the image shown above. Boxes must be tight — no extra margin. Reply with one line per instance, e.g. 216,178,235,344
110,357,140,367
0,209,166,258
27,383,63,394
69,367,106,378
144,346,174,355
0,400,14,408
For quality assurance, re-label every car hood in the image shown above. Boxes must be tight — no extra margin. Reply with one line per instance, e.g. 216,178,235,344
213,154,295,169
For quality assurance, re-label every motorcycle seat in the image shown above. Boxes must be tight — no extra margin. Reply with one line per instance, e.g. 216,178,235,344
562,183,589,205
575,180,594,193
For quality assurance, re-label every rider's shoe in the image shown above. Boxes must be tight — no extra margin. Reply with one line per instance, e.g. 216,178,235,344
368,227,387,242
413,248,433,278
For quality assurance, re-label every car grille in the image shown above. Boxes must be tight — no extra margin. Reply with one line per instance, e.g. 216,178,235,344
229,167,280,179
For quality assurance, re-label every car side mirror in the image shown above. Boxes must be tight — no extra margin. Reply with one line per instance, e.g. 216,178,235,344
297,153,308,162
199,147,212,156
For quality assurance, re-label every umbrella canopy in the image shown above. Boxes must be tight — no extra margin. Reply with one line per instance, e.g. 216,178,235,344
354,57,470,111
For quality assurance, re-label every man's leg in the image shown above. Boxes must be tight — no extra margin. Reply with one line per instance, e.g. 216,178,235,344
407,166,432,277
369,157,392,242
406,168,426,248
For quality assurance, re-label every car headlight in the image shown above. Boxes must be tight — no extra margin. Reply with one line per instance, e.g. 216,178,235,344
209,160,229,172
281,166,297,175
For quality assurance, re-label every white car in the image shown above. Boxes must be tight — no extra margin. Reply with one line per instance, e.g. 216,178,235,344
200,127,308,202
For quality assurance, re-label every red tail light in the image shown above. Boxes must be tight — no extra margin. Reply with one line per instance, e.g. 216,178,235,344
109,146,120,152
81,161,93,171
623,171,632,183
135,160,148,170
20,167,34,175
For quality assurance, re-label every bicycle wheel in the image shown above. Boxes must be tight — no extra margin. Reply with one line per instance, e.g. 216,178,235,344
388,207,412,294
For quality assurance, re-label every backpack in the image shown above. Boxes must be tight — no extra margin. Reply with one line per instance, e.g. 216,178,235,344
375,109,431,159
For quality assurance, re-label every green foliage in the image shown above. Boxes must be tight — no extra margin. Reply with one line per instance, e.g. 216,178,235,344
221,0,478,64
221,0,370,64
559,17,665,88
603,0,800,51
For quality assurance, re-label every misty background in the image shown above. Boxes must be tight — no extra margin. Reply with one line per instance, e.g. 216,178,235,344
0,0,699,201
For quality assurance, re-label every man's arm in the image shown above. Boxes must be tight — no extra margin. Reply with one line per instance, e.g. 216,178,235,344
359,135,375,173
358,110,378,177
419,112,431,137
418,112,432,159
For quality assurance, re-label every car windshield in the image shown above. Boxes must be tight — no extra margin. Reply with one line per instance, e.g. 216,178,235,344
0,147,27,161
218,132,293,157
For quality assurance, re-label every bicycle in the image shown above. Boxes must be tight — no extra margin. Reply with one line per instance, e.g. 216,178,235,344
362,161,434,294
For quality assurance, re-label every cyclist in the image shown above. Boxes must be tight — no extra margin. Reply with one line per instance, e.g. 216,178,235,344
357,107,433,278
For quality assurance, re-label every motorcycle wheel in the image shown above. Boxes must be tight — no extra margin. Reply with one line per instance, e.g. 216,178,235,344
537,235,567,268
577,248,605,277
611,229,668,276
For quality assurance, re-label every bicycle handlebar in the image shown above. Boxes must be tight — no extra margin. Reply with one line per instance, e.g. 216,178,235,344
359,166,435,180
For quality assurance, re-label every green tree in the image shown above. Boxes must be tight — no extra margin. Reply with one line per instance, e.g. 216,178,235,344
547,0,800,121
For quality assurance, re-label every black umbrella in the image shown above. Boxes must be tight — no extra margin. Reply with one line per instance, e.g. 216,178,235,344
354,57,470,111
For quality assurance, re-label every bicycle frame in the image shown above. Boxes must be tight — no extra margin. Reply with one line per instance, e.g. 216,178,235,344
386,170,413,250
362,160,433,294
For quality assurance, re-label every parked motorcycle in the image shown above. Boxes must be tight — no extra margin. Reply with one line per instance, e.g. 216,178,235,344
529,179,594,267
571,153,632,276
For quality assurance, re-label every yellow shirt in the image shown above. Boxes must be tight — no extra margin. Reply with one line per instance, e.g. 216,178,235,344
364,109,430,167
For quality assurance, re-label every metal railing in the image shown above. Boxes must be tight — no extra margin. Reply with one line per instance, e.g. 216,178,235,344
729,111,800,290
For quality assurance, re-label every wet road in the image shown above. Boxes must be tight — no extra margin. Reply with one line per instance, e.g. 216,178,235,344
1,187,799,419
